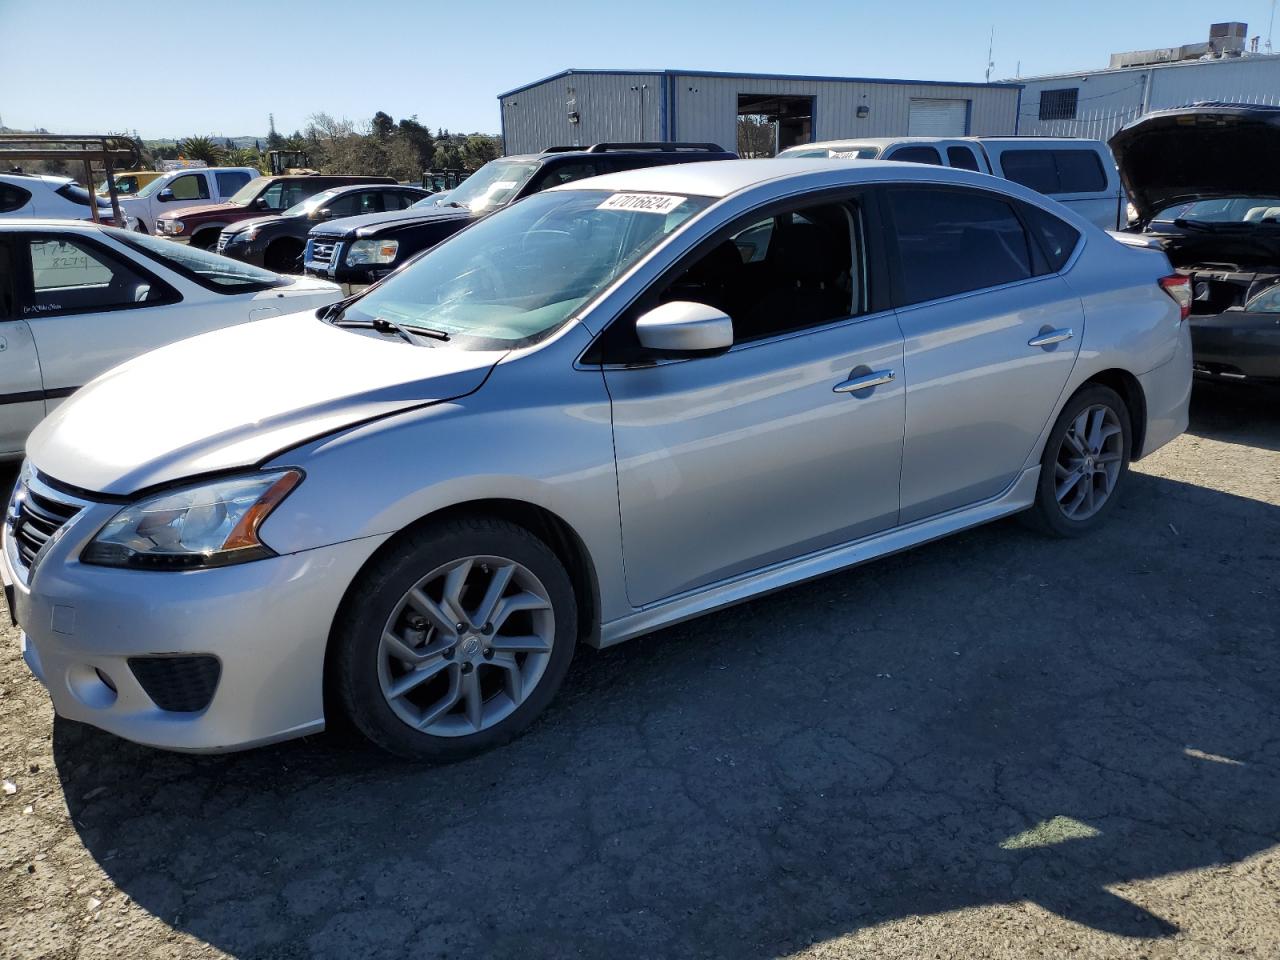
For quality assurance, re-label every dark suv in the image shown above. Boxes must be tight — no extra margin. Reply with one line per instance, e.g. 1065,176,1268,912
304,142,735,291
156,174,396,250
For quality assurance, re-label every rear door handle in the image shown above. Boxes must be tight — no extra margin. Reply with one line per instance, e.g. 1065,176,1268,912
1028,328,1073,347
833,369,895,394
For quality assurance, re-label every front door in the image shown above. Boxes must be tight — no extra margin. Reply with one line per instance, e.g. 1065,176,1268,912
601,197,905,606
883,186,1083,522
0,237,45,456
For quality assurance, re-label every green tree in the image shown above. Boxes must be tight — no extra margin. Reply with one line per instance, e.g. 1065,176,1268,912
371,111,395,140
178,135,222,165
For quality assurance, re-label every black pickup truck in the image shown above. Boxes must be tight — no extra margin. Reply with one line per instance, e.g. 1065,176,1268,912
304,142,735,291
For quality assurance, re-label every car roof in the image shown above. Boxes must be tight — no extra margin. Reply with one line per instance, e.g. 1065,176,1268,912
0,173,72,185
0,218,113,230
548,157,1009,200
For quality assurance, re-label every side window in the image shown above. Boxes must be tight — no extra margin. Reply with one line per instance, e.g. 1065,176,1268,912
321,192,361,217
1020,203,1081,273
258,183,284,209
280,181,312,208
887,146,943,166
888,188,1033,305
215,171,251,197
25,236,168,315
385,190,416,210
1000,150,1107,195
0,184,31,213
947,146,981,172
660,201,862,342
168,174,210,202
357,190,387,214
531,160,599,192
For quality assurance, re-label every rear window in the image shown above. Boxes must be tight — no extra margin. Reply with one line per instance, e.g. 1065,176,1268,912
55,182,110,208
947,146,981,171
1000,149,1107,195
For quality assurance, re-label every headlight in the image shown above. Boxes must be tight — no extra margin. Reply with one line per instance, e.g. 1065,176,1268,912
167,219,185,235
82,470,302,569
1245,284,1280,313
346,239,399,266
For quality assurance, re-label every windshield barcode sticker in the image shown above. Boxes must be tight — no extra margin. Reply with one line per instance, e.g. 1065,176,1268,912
597,193,687,214
829,150,863,159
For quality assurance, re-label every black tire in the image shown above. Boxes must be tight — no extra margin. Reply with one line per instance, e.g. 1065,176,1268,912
1022,383,1132,538
134,222,148,235
332,515,577,761
190,231,219,251
265,240,303,274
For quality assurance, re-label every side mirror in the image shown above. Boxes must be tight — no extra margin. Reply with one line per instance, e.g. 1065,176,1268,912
253,197,271,210
157,188,174,202
635,301,733,356
314,208,332,220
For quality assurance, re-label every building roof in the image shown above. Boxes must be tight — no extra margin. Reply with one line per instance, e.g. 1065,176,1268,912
1009,51,1280,84
498,67,1021,100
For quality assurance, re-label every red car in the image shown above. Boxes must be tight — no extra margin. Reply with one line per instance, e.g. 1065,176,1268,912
155,174,394,249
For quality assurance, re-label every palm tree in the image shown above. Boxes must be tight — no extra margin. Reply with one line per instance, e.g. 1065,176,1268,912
178,136,222,165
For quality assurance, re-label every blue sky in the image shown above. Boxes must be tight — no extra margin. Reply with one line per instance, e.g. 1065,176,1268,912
1,0,1274,138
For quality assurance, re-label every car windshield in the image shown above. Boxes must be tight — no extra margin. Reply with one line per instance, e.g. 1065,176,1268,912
783,145,880,159
116,229,287,289
335,189,713,348
99,177,138,195
132,176,169,200
281,190,337,218
430,160,539,213
1154,197,1280,225
227,177,270,206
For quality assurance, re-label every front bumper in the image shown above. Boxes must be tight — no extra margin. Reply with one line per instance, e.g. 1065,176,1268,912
2,482,388,753
1189,311,1280,381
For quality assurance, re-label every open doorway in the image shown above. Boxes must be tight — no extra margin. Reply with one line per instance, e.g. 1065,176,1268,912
736,94,814,157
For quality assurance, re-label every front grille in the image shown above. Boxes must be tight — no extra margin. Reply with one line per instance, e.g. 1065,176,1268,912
9,476,81,570
215,232,230,254
129,655,221,712
307,237,338,267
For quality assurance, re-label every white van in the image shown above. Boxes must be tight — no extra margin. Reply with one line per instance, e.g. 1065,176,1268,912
117,166,257,235
777,137,1125,230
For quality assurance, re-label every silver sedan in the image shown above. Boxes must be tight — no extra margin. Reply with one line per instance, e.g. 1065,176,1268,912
3,159,1192,759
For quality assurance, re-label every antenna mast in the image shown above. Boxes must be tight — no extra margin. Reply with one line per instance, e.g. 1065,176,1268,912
1269,0,1277,53
985,27,996,82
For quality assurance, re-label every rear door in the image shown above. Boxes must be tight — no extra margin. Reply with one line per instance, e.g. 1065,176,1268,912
0,236,45,455
883,185,1084,523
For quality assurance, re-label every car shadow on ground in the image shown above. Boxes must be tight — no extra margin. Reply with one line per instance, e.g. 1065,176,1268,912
1186,378,1280,453
47,390,1280,959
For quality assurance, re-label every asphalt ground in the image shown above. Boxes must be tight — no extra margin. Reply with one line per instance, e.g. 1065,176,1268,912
1,379,1277,959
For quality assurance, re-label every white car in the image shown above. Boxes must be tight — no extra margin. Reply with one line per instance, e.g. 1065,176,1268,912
0,219,341,457
1,174,128,227
116,166,257,235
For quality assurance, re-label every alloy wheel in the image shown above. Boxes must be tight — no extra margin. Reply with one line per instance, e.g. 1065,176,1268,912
377,556,555,737
1054,403,1124,521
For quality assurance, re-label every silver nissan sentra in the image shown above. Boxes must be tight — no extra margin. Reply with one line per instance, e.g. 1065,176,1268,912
2,160,1192,759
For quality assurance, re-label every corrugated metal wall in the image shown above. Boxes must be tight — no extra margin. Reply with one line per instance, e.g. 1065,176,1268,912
1018,55,1280,141
670,74,1019,147
499,71,1021,155
500,73,664,155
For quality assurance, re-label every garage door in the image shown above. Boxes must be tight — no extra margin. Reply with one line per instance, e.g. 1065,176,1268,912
908,99,970,136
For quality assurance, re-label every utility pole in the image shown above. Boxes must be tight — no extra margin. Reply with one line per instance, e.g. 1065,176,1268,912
985,27,996,82
1269,0,1277,53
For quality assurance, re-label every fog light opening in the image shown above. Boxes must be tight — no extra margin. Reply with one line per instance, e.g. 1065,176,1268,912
68,663,119,708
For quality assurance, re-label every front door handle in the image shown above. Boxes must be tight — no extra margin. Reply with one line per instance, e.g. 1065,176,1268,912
1028,328,1074,348
833,369,895,394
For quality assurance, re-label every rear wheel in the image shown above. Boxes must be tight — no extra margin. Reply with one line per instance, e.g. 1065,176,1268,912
333,516,577,761
1023,384,1132,537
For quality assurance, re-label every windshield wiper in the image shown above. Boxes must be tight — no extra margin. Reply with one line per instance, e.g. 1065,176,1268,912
326,315,450,344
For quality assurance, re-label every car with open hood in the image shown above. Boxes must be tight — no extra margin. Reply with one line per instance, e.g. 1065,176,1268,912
4,159,1190,760
1111,102,1280,383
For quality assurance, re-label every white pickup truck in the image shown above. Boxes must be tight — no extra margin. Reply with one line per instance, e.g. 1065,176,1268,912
116,166,257,235
778,137,1126,230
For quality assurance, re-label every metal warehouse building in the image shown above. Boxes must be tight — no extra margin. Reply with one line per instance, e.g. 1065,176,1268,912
1017,22,1280,141
497,69,1022,156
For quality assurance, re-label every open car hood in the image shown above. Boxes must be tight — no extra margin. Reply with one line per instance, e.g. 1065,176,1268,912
27,312,504,495
1110,103,1280,223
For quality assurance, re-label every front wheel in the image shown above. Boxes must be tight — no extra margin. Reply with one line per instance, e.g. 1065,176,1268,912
1023,384,1132,537
333,516,577,761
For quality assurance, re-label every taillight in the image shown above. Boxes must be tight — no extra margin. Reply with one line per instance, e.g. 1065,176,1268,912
1159,274,1191,321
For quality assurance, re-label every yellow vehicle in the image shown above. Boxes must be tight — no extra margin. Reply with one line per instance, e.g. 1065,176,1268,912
95,170,164,197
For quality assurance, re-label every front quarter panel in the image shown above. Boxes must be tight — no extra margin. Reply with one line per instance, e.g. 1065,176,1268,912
259,321,630,622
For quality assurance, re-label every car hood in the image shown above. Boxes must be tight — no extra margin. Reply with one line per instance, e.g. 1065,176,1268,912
161,201,243,221
27,311,504,495
227,214,292,235
314,204,471,239
1110,103,1280,222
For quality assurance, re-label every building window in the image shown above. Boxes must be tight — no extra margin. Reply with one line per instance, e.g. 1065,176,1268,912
1039,88,1079,121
